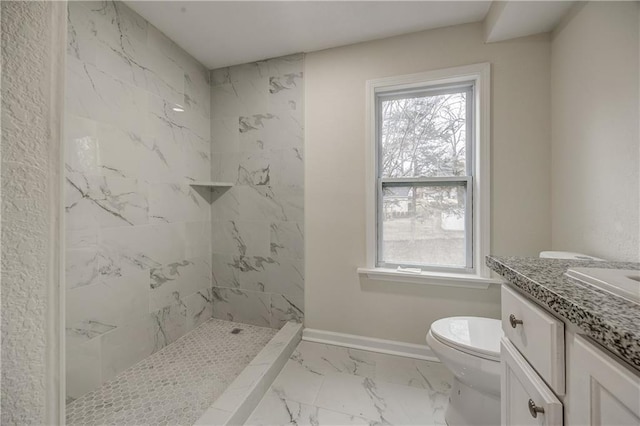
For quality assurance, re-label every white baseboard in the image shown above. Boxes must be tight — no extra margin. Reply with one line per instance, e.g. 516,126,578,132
302,328,440,362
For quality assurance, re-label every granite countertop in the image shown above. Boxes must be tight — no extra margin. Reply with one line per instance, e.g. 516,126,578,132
486,255,640,372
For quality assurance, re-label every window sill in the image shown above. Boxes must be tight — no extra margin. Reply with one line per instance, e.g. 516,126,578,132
357,267,502,289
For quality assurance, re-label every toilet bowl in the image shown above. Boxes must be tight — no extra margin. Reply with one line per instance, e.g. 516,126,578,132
426,316,503,426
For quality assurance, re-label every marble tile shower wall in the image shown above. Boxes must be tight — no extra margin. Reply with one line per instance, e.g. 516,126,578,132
209,55,304,329
65,1,212,401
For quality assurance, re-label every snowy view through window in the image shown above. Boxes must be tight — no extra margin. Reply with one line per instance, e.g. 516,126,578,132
380,89,469,268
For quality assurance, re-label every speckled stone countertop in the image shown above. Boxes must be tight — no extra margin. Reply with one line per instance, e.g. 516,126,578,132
486,256,640,372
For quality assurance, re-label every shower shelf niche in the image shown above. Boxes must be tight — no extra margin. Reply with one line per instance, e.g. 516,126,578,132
189,181,233,202
188,181,234,188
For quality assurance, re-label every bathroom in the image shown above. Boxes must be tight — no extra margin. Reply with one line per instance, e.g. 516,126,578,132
1,1,639,425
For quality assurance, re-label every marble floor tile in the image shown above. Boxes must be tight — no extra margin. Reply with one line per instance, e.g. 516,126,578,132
247,388,376,426
269,358,325,405
373,354,452,393
247,341,452,426
292,341,452,393
290,341,377,377
313,373,416,424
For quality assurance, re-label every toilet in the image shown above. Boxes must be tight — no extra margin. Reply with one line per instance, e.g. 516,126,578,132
426,316,502,426
427,252,603,425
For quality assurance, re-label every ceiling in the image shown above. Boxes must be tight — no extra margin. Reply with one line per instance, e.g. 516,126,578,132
126,1,492,69
485,1,574,42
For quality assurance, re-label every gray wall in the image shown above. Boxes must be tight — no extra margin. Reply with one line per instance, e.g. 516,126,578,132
65,1,212,401
304,23,550,344
551,2,640,262
1,1,66,423
209,55,305,328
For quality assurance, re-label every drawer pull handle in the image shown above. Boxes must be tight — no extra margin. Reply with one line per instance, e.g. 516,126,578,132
509,314,523,328
528,399,544,418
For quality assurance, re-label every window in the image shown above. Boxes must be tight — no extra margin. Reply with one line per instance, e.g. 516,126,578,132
361,64,492,286
378,84,472,270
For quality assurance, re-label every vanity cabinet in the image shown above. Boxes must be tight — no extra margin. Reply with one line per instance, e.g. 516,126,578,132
501,285,640,426
501,337,563,426
501,285,565,395
565,333,640,425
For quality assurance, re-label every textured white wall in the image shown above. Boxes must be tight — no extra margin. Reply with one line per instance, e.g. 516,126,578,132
304,23,551,344
551,2,640,262
1,1,66,423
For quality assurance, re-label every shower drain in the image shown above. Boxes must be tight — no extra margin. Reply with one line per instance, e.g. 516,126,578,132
230,328,243,334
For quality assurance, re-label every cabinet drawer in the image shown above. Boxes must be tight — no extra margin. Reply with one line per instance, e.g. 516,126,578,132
501,338,563,426
502,285,565,395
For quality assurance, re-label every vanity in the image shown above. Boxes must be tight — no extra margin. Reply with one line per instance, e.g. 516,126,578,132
487,256,640,425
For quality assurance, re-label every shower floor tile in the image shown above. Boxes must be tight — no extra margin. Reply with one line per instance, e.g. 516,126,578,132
66,319,278,426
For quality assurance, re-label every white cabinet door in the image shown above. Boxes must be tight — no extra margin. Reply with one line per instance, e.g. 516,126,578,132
502,338,563,426
502,285,565,395
567,334,640,426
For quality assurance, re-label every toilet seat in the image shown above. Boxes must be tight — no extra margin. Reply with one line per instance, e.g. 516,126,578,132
430,316,502,361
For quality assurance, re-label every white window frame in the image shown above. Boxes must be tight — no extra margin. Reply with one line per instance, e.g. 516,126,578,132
358,63,498,289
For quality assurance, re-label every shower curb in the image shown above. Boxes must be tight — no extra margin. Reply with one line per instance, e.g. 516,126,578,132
194,321,303,426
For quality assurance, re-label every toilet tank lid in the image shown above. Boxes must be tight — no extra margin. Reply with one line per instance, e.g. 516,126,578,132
539,251,605,261
430,316,502,360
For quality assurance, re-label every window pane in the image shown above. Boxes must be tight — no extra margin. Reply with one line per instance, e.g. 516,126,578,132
380,184,466,268
380,91,467,178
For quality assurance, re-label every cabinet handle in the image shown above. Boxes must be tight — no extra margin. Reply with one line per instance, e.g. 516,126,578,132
509,314,523,328
528,399,544,418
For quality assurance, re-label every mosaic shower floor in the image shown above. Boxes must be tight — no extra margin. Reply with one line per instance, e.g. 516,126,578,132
66,319,278,426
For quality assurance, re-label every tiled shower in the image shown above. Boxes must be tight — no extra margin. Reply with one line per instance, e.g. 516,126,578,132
64,0,305,417
209,56,305,329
